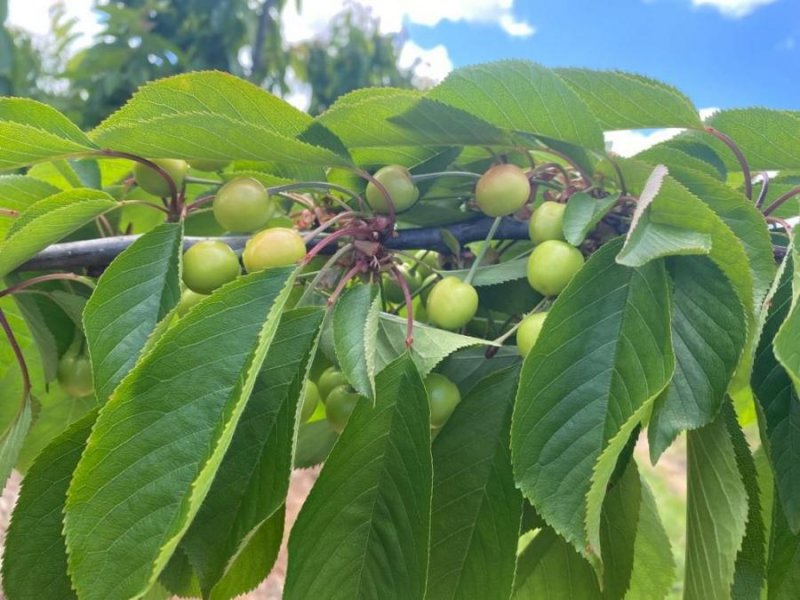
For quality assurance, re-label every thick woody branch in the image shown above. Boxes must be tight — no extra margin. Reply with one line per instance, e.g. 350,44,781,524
18,217,531,272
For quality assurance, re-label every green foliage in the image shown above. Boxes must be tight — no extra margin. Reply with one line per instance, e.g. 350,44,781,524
0,61,796,599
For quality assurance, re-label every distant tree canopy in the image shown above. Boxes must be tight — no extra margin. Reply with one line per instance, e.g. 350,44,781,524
0,0,416,125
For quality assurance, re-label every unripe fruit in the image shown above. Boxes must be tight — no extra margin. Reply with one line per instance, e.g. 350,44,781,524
413,249,440,277
365,165,419,214
516,312,548,357
177,289,207,317
213,177,273,233
133,159,188,197
383,264,423,304
242,227,306,272
191,159,229,172
425,373,461,428
475,164,530,217
529,201,566,244
182,240,241,294
300,381,322,423
57,354,94,397
526,240,584,296
325,385,361,433
318,366,348,402
426,276,479,330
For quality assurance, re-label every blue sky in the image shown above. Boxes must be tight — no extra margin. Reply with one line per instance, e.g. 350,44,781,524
407,0,798,110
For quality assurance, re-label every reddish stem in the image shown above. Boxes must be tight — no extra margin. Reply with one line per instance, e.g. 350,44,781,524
97,150,181,214
754,172,770,209
766,216,794,232
304,227,361,264
355,168,396,224
763,186,800,217
704,127,752,200
390,265,415,347
327,263,364,307
0,308,31,397
0,273,91,299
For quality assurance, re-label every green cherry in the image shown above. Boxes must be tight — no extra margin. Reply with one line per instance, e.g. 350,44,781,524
365,165,419,214
57,354,94,397
425,373,461,428
516,312,548,357
529,201,566,244
242,227,306,272
133,159,188,197
426,276,479,330
526,240,584,296
213,177,274,233
475,164,530,217
182,240,241,294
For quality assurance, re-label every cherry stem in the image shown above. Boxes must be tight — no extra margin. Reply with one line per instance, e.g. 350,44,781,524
97,214,115,237
704,127,752,200
0,273,96,299
532,162,570,185
328,263,364,307
0,208,19,218
0,308,31,398
355,168,395,223
268,181,363,210
390,265,415,347
607,158,628,196
464,216,502,285
97,150,181,212
754,172,770,209
410,171,481,183
185,176,221,186
539,148,591,186
296,243,353,307
766,216,794,233
302,211,356,243
304,227,361,264
763,185,800,217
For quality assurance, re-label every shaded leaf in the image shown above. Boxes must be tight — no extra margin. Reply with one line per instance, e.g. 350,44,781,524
563,191,619,246
334,285,380,400
442,257,528,287
285,355,431,600
437,346,521,397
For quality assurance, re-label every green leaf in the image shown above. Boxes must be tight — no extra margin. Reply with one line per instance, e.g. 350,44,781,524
429,61,605,153
0,175,61,237
318,88,510,151
376,312,496,377
563,191,619,246
0,189,117,278
684,408,749,600
285,354,431,599
513,527,601,600
648,257,747,461
334,285,380,400
2,410,96,600
10,291,60,382
83,222,182,402
0,97,96,170
181,307,323,598
669,164,776,310
512,239,674,560
624,478,675,600
437,346,521,397
752,257,800,533
64,267,296,600
705,109,800,171
774,243,800,395
0,390,32,487
441,257,529,287
724,401,766,599
555,69,702,130
636,144,725,181
767,500,800,600
428,366,522,600
599,460,641,600
92,71,349,167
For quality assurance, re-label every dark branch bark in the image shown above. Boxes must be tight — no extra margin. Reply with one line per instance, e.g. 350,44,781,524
18,217,530,272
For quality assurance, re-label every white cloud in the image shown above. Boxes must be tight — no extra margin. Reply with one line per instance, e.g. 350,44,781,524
8,0,100,40
398,41,454,84
690,0,778,18
605,107,718,157
282,0,534,42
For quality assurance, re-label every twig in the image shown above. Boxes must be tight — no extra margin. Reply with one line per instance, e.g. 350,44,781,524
0,308,31,397
704,127,752,200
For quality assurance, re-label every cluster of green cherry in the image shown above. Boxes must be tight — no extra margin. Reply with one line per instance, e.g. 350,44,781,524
56,155,593,435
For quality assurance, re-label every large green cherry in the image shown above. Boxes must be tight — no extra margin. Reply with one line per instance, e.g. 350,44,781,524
425,373,461,428
516,311,548,357
300,380,322,423
182,240,241,294
426,276,479,330
529,201,566,244
176,288,208,317
191,159,229,172
526,240,584,296
213,177,273,233
475,164,530,217
325,385,361,433
57,354,94,397
242,227,306,272
133,158,188,197
365,165,419,214
317,366,348,402
383,264,423,304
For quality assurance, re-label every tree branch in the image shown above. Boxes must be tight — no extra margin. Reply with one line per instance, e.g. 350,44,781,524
18,217,531,272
